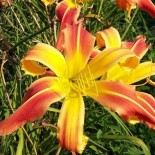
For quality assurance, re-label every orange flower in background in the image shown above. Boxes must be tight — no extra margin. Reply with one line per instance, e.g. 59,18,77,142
116,0,137,18
116,0,155,18
0,21,155,154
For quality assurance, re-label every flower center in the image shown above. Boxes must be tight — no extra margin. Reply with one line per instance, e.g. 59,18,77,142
57,67,99,96
70,69,98,96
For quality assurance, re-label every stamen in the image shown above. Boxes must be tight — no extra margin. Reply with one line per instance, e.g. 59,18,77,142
74,66,99,96
87,65,98,96
147,78,155,86
79,73,85,91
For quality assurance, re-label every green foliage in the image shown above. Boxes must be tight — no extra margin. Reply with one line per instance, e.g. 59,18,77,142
0,0,155,154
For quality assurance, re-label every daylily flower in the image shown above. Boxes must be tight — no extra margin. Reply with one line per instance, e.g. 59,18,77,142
116,0,155,19
0,22,155,154
96,26,155,84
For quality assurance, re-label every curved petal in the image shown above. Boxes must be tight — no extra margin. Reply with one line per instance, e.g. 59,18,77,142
86,80,155,130
82,48,138,80
138,0,155,18
96,27,121,49
63,21,95,78
0,86,66,136
122,36,151,58
21,60,46,76
105,62,155,84
21,43,68,77
56,0,80,51
57,91,88,153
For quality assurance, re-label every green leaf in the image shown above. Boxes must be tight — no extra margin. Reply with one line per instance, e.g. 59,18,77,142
16,128,24,155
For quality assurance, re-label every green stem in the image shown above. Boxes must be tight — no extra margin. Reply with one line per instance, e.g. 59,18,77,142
139,12,149,33
93,0,104,33
121,8,139,40
89,138,107,151
97,0,104,16
16,128,24,155
104,107,132,136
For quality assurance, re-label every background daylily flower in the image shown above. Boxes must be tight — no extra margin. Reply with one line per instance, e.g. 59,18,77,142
55,0,91,51
116,0,155,19
55,0,80,51
0,22,155,154
96,26,155,84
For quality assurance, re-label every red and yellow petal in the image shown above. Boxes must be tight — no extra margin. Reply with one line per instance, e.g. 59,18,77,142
0,87,66,136
131,92,155,128
96,27,121,49
86,80,155,130
122,35,151,58
22,76,68,103
82,48,138,80
57,91,88,153
63,21,95,78
106,62,155,84
56,0,80,51
138,0,155,18
21,43,67,77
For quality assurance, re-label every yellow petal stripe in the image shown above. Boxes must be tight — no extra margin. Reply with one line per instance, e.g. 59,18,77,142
63,21,95,78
